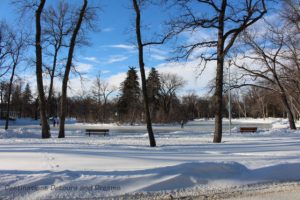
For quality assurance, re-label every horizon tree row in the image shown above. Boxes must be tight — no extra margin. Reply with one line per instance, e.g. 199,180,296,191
1,68,295,124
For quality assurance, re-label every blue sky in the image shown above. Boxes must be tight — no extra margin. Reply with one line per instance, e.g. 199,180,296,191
0,0,278,96
1,0,184,93
0,0,171,73
76,0,175,78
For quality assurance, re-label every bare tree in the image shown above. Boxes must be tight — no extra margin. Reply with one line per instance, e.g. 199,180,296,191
232,89,247,118
0,22,12,78
281,0,300,119
132,0,171,147
282,0,300,32
234,24,296,129
35,0,51,138
92,73,102,121
42,1,74,114
4,31,27,130
58,0,88,138
11,1,52,135
92,72,116,122
159,73,185,119
132,0,155,147
169,0,267,142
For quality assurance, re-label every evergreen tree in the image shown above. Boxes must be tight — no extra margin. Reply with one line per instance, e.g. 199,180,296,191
146,68,161,120
22,83,33,118
23,83,33,105
118,67,141,123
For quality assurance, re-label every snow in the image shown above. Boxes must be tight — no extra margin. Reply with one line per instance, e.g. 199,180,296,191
0,118,300,199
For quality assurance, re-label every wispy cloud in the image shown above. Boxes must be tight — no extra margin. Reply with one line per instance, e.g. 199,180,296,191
83,56,99,62
149,48,168,55
106,55,129,64
146,47,169,61
82,54,129,66
106,44,136,50
150,54,167,61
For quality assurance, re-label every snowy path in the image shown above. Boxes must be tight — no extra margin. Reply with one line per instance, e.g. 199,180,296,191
0,119,300,199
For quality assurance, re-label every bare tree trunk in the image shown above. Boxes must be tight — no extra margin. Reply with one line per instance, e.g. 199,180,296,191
103,98,107,123
244,103,247,118
214,57,225,142
274,71,296,129
58,0,87,138
133,0,156,147
47,49,58,115
213,0,226,143
4,64,16,130
258,97,266,120
36,0,50,138
290,97,300,119
280,94,296,129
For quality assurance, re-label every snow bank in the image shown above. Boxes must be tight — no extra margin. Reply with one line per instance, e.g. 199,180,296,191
0,118,300,199
272,118,290,129
1,162,300,199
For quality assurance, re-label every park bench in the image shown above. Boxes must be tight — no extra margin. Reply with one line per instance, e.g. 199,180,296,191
240,127,257,133
85,129,109,136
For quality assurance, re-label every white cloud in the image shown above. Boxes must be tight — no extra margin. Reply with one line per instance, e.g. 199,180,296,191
154,60,216,95
149,47,168,56
82,54,128,66
106,72,126,89
105,44,136,50
150,54,167,61
83,56,98,62
146,47,169,61
67,77,93,96
106,55,128,64
74,62,93,73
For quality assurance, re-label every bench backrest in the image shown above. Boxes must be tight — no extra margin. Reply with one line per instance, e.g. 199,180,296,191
86,129,109,132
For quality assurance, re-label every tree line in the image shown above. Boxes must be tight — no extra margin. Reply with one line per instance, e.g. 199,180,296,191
1,67,292,123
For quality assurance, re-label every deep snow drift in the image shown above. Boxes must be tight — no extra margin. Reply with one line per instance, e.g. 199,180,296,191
0,118,299,199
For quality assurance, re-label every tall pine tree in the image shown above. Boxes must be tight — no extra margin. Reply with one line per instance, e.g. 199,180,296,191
118,67,141,124
23,83,33,105
22,83,33,118
146,68,161,120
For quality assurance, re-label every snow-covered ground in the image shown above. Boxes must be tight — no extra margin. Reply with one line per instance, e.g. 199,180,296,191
0,118,299,199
